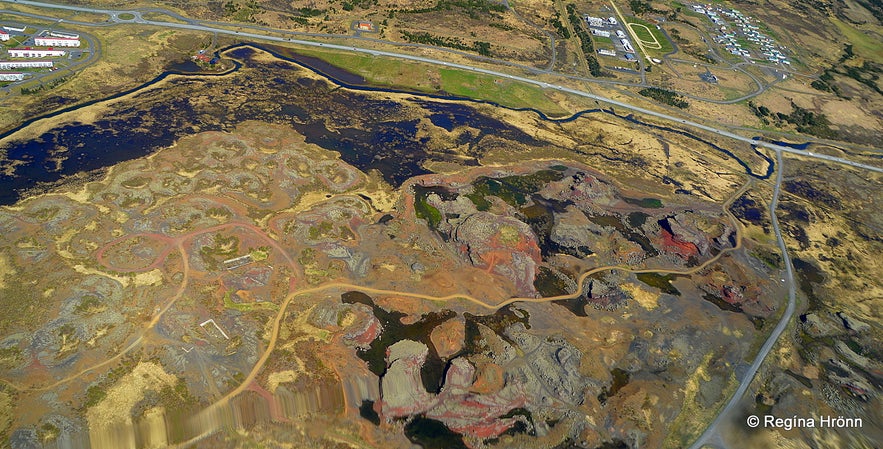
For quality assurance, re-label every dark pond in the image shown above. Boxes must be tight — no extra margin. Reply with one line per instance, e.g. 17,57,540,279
597,367,630,405
792,258,824,310
0,41,785,206
731,195,765,225
404,416,468,449
635,272,681,296
623,196,663,208
359,399,380,425
341,291,453,393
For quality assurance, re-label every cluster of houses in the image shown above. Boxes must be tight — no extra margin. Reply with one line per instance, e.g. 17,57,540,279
584,16,616,28
9,49,65,58
692,4,790,65
0,60,53,69
584,15,635,59
0,26,81,83
36,35,80,47
0,72,26,81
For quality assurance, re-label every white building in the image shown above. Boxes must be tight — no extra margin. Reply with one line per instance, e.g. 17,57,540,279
597,49,616,57
620,39,634,53
0,60,53,69
616,30,626,38
9,48,65,58
49,31,80,39
608,17,618,25
0,72,25,81
2,26,25,33
35,37,80,47
584,16,604,27
591,28,611,37
0,31,8,42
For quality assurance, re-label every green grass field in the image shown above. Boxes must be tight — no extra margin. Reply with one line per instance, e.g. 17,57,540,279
593,35,613,45
630,24,658,46
625,17,674,55
830,17,881,61
438,68,567,114
297,48,431,86
293,46,568,116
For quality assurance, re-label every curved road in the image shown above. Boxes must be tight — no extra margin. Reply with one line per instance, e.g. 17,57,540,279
0,17,101,93
0,2,879,447
688,150,796,449
2,0,881,173
2,0,761,105
502,0,557,72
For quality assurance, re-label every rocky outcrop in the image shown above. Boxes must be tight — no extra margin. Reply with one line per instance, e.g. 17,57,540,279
454,212,542,296
825,358,875,402
346,314,382,350
376,322,592,443
380,340,433,417
378,340,529,440
800,313,844,338
548,171,618,208
507,325,587,406
425,357,528,439
430,317,465,359
550,206,606,256
667,214,709,255
836,312,871,333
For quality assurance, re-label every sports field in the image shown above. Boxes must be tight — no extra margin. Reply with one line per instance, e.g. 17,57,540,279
629,22,660,48
625,17,674,54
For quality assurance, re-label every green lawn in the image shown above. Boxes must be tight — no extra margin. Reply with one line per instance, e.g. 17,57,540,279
293,46,568,116
630,23,657,44
593,35,613,45
438,68,567,115
830,17,881,61
625,16,674,55
292,47,443,91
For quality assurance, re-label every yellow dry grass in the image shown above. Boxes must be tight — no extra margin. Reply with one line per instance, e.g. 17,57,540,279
0,391,11,439
133,269,164,287
267,370,300,393
0,253,14,290
622,283,659,311
86,361,177,428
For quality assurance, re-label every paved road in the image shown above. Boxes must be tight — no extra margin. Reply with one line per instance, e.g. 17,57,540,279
610,0,648,81
0,17,100,94
687,149,797,449
650,18,768,104
4,0,881,173
1,2,878,447
0,1,829,106
3,0,771,105
501,0,557,72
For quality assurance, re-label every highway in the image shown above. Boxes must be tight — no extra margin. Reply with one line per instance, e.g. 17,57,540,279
2,0,881,174
0,0,773,107
0,2,879,447
687,150,797,449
